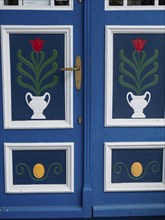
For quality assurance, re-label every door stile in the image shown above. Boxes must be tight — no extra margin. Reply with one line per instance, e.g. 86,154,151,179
82,0,93,218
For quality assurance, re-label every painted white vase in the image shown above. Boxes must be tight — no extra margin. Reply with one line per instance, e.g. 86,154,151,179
126,91,151,118
25,92,50,119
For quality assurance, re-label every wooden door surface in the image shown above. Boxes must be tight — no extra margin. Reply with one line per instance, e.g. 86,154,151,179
0,0,165,219
0,0,84,219
90,0,165,218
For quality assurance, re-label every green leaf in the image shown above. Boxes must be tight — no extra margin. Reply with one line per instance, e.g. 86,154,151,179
140,75,159,94
30,51,45,68
17,75,37,95
17,49,59,95
17,62,36,86
17,49,36,73
39,75,58,95
119,75,138,94
119,49,138,74
140,61,159,88
140,49,159,74
119,62,137,85
39,62,58,88
132,51,147,71
40,50,57,73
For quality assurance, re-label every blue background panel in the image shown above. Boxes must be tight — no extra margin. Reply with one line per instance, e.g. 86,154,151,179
13,150,66,184
112,149,163,183
10,34,65,121
113,34,165,119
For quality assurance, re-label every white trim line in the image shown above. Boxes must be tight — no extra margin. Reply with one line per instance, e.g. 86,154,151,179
0,0,73,10
105,0,165,10
105,25,165,127
104,142,165,192
4,142,74,193
1,25,73,129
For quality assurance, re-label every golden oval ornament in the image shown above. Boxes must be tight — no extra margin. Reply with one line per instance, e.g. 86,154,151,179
131,162,143,177
33,163,45,179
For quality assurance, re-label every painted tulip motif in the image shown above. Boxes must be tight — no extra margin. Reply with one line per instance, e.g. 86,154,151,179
132,38,147,53
29,37,45,53
119,38,159,118
17,37,59,119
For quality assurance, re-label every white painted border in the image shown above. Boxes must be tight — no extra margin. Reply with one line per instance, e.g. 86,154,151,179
4,142,74,193
0,0,73,10
105,25,165,127
104,142,165,192
105,0,165,10
1,25,73,129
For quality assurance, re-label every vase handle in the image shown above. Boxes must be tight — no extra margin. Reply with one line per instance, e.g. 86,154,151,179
44,92,51,105
126,92,133,105
144,91,151,104
25,92,33,107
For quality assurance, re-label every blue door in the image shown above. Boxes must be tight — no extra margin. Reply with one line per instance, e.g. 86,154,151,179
0,0,84,219
90,0,165,218
0,0,165,219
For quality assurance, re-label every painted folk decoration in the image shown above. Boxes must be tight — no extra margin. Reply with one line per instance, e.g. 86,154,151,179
105,28,165,126
17,37,59,119
15,162,63,182
119,38,159,118
13,149,66,185
112,148,163,183
113,160,160,181
1,27,72,128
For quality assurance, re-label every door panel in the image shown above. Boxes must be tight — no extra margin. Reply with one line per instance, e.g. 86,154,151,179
1,25,73,129
0,0,165,219
90,0,165,218
0,0,84,219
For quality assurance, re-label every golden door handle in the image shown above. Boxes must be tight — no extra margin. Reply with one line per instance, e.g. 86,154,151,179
60,56,82,90
60,67,80,71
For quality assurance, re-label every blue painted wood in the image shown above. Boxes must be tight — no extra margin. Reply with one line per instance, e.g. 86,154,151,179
13,150,66,184
0,0,165,219
112,149,163,183
93,203,165,217
113,34,165,119
82,0,93,218
0,1,84,219
0,218,165,220
10,34,65,120
0,206,83,219
90,0,165,218
0,217,165,220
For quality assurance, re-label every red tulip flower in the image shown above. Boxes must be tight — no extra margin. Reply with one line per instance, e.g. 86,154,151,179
29,37,44,53
132,38,147,53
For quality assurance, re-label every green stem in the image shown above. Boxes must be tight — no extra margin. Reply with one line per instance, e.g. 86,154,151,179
137,52,141,94
35,53,40,94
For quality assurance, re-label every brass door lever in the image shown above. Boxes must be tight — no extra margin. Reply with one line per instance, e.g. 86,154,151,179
60,56,82,90
60,67,80,71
